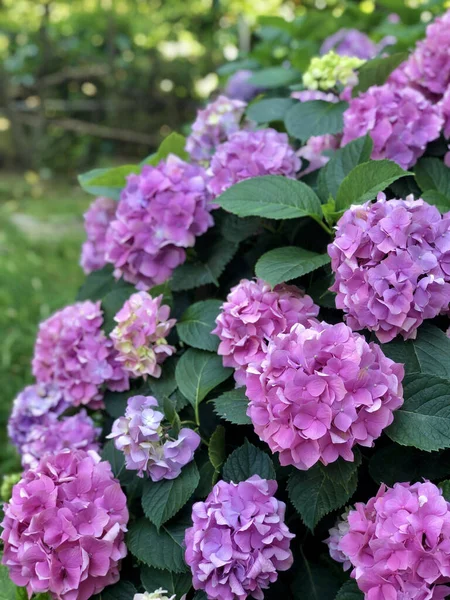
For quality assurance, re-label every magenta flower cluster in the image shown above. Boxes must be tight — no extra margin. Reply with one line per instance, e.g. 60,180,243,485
1,449,128,600
80,196,116,275
208,129,301,197
184,476,294,600
332,481,450,599
186,95,247,162
107,395,200,481
32,300,129,409
21,410,101,470
328,195,450,342
111,291,176,379
342,84,443,169
213,278,319,385
8,383,68,450
105,154,214,290
245,321,404,470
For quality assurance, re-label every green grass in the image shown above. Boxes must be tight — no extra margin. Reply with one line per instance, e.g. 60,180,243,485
0,171,91,475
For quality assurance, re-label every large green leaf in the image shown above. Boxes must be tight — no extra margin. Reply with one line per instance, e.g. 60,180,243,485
317,136,373,202
76,265,117,301
142,461,199,528
335,580,363,600
255,247,330,286
248,66,300,88
222,440,276,483
216,176,323,220
415,157,450,199
170,240,237,291
291,555,341,600
0,558,17,600
287,458,359,530
78,165,140,200
422,190,450,213
127,518,187,573
99,581,137,600
148,356,178,400
285,100,348,141
145,132,189,165
212,388,252,425
177,300,222,352
335,159,407,211
209,425,226,473
175,349,232,411
141,567,192,598
387,375,450,452
246,98,296,123
352,52,408,95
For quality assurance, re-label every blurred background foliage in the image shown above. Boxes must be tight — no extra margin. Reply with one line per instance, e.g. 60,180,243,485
0,0,447,476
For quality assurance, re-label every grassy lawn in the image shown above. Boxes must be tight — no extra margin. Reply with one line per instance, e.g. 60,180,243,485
0,171,91,475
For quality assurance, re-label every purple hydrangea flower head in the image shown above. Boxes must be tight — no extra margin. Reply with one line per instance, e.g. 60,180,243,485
186,95,247,162
335,481,450,599
80,196,116,274
321,29,379,59
185,475,294,600
32,300,129,409
404,10,450,97
213,278,319,385
107,395,200,481
342,84,443,169
325,508,352,571
111,291,176,378
21,410,101,470
224,70,265,103
105,155,214,290
1,449,128,600
8,383,68,450
245,320,404,470
208,129,301,197
328,194,450,342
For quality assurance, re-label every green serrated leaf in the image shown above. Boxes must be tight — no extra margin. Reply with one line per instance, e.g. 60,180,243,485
246,98,296,123
175,349,232,411
223,440,276,483
78,165,140,199
335,159,407,211
171,240,238,291
317,136,373,202
248,66,300,88
145,132,189,165
353,52,408,95
212,388,252,425
287,462,358,530
76,265,116,301
177,300,222,352
142,461,199,528
291,554,341,600
216,176,322,220
101,440,132,485
127,518,187,573
99,581,137,600
285,100,348,141
209,425,226,472
415,157,450,199
335,580,363,600
255,246,330,286
387,374,450,452
141,566,192,598
148,356,178,400
422,190,450,213
218,214,261,243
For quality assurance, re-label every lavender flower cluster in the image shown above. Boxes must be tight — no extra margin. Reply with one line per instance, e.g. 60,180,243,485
1,449,128,600
107,395,200,481
326,481,450,599
329,194,450,342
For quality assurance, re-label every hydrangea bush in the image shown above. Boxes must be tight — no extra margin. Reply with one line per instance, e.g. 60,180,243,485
3,8,450,600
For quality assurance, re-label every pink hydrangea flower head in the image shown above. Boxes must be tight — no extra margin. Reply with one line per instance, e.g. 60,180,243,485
21,410,101,470
404,10,450,97
32,300,129,409
111,291,176,378
212,278,319,385
342,84,443,169
107,395,200,481
185,475,295,600
208,129,301,197
325,508,352,571
321,29,379,59
186,95,247,162
224,70,265,103
80,196,116,274
328,194,450,342
335,481,450,599
1,449,128,600
245,320,404,470
8,383,68,450
105,154,214,290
